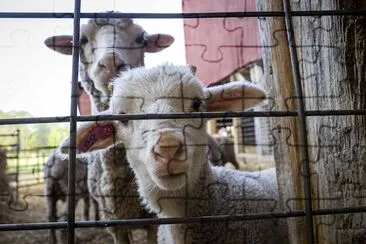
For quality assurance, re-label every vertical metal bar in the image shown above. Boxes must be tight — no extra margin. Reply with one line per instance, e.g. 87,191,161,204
15,129,20,202
40,152,45,184
67,0,81,243
36,150,40,183
282,0,315,243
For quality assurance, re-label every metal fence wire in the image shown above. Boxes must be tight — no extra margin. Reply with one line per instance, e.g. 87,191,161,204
0,0,366,244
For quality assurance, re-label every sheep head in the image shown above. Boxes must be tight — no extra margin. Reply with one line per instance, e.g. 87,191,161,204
71,64,266,191
44,15,174,112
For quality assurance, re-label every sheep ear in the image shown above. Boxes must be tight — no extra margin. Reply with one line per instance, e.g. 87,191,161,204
188,65,197,75
206,81,266,112
44,35,73,55
145,34,174,53
75,121,118,152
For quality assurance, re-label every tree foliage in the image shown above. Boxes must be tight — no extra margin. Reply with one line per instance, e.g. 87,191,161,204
0,110,69,150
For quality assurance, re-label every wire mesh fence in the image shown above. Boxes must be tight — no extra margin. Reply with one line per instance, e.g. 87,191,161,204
0,0,365,243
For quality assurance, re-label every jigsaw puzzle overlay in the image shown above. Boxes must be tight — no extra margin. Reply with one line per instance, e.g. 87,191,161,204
1,0,365,243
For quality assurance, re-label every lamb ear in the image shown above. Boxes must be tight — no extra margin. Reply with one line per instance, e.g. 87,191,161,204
145,34,174,53
206,81,266,112
76,121,119,152
44,35,73,55
55,120,119,158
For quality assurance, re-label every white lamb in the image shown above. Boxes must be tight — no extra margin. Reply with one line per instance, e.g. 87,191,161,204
68,64,289,243
44,15,173,243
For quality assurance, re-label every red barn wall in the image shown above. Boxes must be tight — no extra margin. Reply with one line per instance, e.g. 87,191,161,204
183,0,261,86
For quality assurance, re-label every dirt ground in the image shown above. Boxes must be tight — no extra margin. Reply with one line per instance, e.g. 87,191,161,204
0,155,274,244
0,184,113,244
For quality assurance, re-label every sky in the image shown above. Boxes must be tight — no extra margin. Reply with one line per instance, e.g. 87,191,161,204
0,0,186,117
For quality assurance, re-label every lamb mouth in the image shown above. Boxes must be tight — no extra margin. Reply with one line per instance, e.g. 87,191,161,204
159,172,186,179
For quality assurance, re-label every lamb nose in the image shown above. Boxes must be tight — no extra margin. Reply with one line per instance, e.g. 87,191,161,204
153,139,183,163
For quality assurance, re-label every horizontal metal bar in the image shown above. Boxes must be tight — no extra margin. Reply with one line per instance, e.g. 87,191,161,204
0,221,67,231
0,110,365,125
0,116,69,125
313,206,366,216
0,144,18,147
2,205,366,231
0,211,304,231
75,211,302,229
305,110,366,116
5,156,18,159
0,134,18,137
0,10,365,19
19,146,57,152
77,112,298,121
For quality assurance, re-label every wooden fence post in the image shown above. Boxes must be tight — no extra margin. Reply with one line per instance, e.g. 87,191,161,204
257,0,366,243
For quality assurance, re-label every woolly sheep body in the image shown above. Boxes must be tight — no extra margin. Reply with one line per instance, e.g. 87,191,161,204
73,64,289,243
44,15,174,243
83,143,157,243
155,167,286,243
54,140,157,244
0,149,9,194
44,152,99,243
209,134,239,169
45,15,236,244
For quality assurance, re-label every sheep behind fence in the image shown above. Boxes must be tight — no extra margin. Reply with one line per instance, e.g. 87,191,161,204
44,15,174,243
2,2,364,243
63,64,289,243
44,152,99,243
0,149,9,194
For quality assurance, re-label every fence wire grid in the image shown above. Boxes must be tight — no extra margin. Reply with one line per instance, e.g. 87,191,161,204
0,0,366,244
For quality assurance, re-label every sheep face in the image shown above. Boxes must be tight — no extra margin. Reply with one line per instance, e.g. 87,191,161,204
74,64,266,191
79,18,148,96
109,65,208,190
44,16,174,109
